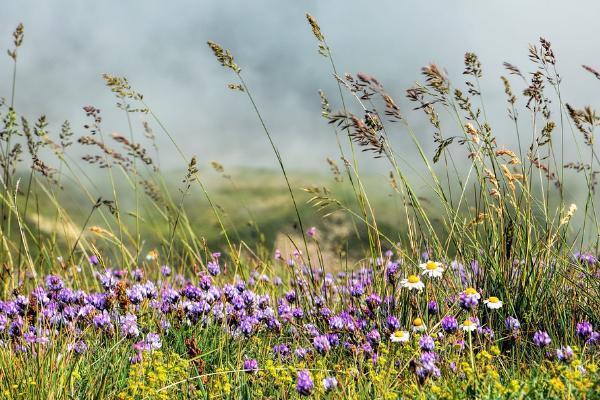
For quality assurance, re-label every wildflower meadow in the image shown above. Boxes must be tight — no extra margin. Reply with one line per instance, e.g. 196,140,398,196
0,11,598,400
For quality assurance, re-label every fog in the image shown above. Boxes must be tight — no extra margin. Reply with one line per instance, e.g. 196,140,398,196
2,1,600,173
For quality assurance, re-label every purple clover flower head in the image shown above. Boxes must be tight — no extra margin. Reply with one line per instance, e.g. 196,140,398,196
414,351,441,383
349,280,364,297
89,254,99,266
295,347,308,359
556,345,574,363
313,334,331,354
427,300,439,315
70,340,88,355
132,268,144,282
120,313,139,338
323,376,338,392
574,251,597,266
160,265,171,277
243,358,258,373
387,316,401,331
296,370,314,396
576,321,593,339
386,262,400,283
419,335,435,352
366,293,382,310
161,288,180,304
199,274,212,291
441,316,458,333
45,275,64,292
31,286,50,306
207,261,220,276
533,330,551,347
586,331,599,345
273,344,290,358
127,285,145,305
505,316,521,332
479,326,495,341
285,290,296,303
144,333,162,350
98,271,118,291
367,329,381,346
329,315,345,331
459,292,479,310
93,310,113,332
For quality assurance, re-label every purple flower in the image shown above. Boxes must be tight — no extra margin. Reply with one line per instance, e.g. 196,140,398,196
144,333,162,350
127,285,145,305
313,334,331,354
459,293,479,310
505,316,521,332
93,310,113,332
329,315,345,331
273,344,290,358
45,275,64,292
207,261,220,276
322,376,338,392
89,254,99,265
427,301,439,315
386,316,401,331
98,271,118,290
386,262,400,284
132,268,144,282
296,370,314,396
160,265,171,277
161,288,180,305
366,293,382,310
199,274,212,291
120,313,139,338
441,316,458,333
556,345,574,363
576,321,593,339
70,340,88,355
307,227,317,238
414,351,441,382
533,331,551,347
367,329,381,346
349,280,364,297
574,251,597,265
419,335,435,352
295,347,308,359
587,331,599,345
243,358,258,373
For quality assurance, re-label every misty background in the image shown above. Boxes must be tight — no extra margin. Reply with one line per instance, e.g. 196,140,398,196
1,0,600,176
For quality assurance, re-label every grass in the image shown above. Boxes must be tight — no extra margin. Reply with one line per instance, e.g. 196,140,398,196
0,14,598,400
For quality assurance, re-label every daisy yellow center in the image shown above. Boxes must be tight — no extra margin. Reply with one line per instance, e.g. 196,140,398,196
408,275,420,283
465,287,477,295
426,261,438,270
488,296,499,303
413,318,423,326
464,320,474,326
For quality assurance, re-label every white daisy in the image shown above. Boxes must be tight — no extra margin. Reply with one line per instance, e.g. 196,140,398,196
401,275,425,291
390,330,410,343
420,260,444,278
462,287,481,299
483,296,503,309
412,318,427,332
461,319,477,332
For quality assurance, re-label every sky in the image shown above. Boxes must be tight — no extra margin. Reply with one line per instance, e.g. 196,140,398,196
2,0,600,174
